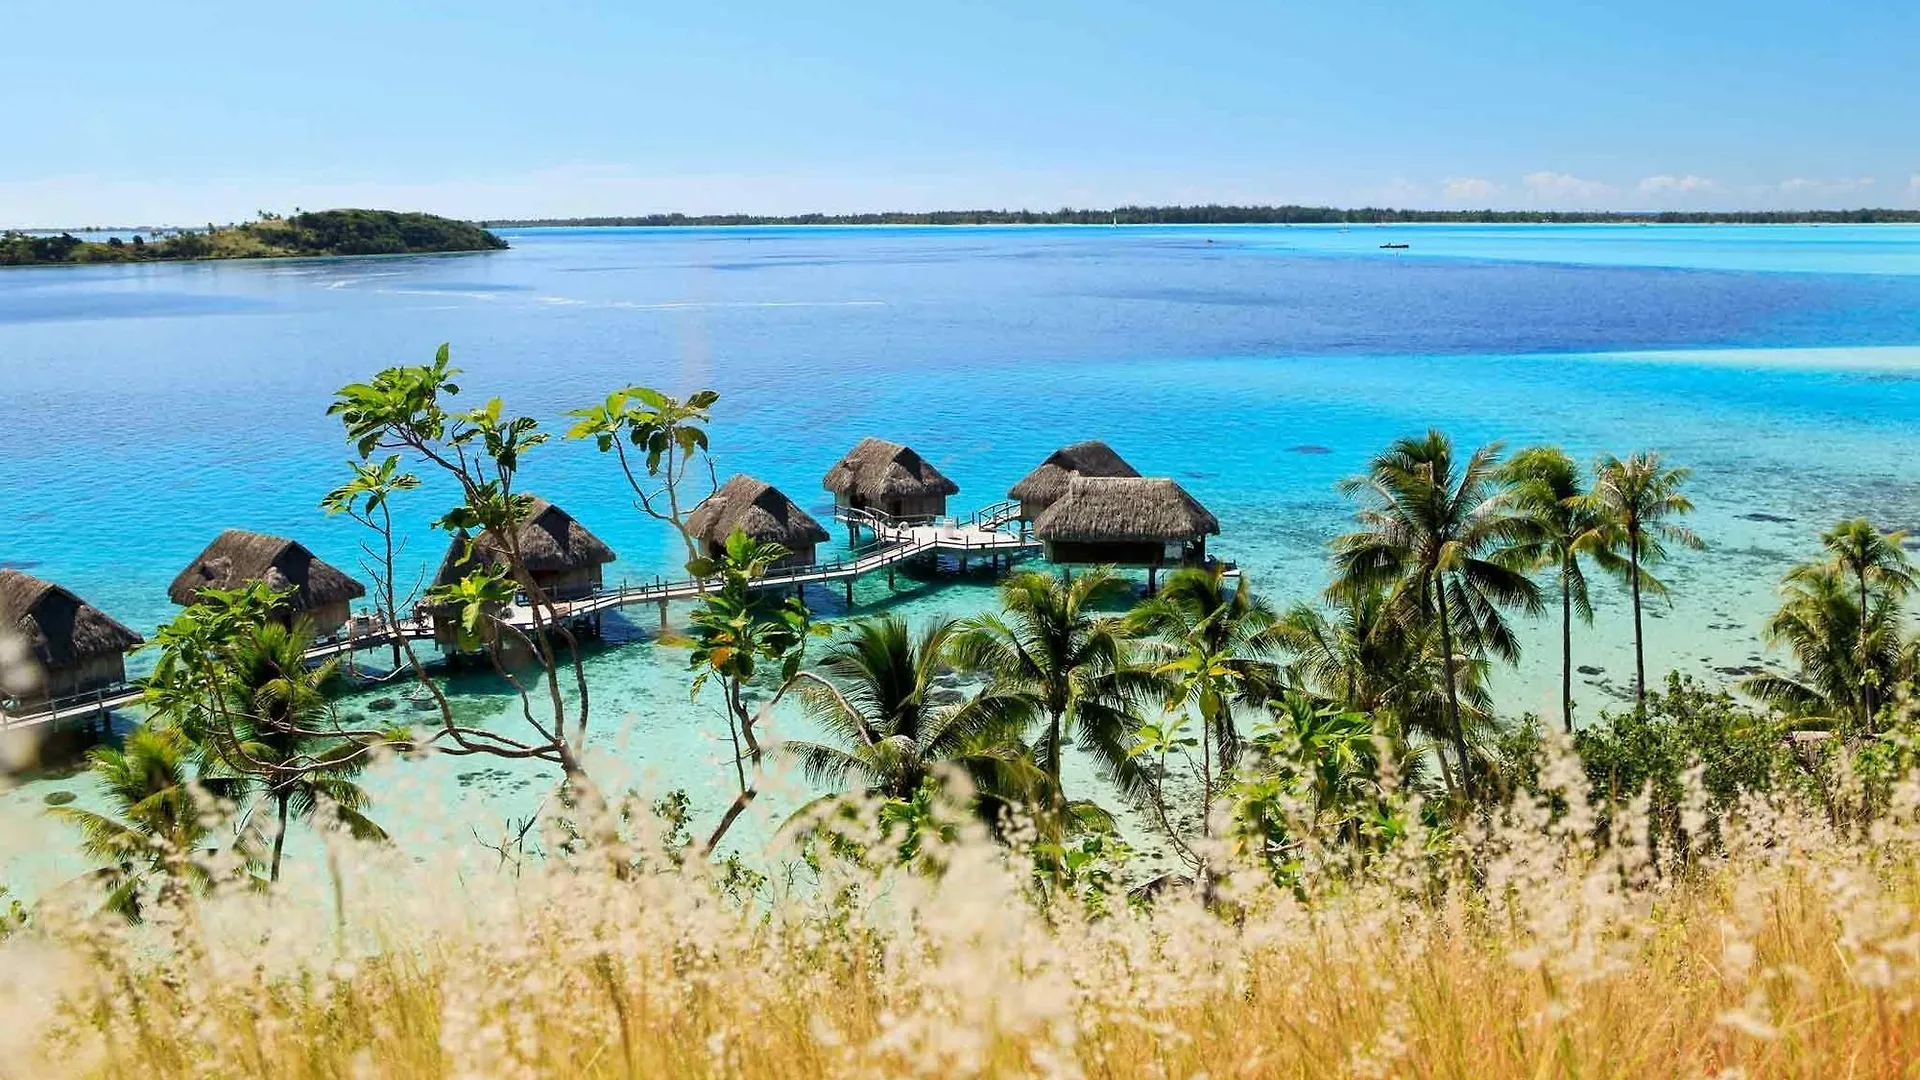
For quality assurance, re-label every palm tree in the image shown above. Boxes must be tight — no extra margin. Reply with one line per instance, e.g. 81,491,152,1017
1126,566,1282,882
221,621,385,882
1587,452,1704,706
783,615,1041,826
951,568,1153,827
1795,519,1914,727
1500,446,1625,732
1742,562,1912,726
1126,564,1283,765
1330,431,1541,801
48,725,242,920
1273,582,1492,791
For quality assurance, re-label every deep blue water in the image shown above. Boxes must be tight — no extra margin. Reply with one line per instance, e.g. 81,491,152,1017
4,223,1920,876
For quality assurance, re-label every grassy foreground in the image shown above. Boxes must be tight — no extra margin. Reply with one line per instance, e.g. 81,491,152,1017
5,751,1920,1080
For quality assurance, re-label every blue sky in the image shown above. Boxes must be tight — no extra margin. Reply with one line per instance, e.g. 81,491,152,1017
4,0,1917,225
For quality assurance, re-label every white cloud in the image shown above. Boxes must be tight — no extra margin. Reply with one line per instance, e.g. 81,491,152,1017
1520,171,1617,204
1369,177,1428,205
1911,174,1920,193
1442,176,1500,202
1638,174,1716,195
1771,176,1878,206
1782,176,1874,194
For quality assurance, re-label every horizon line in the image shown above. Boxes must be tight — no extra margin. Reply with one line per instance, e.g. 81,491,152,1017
11,202,1920,232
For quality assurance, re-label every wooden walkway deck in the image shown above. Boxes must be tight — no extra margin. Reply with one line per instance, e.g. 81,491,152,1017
2,502,1038,735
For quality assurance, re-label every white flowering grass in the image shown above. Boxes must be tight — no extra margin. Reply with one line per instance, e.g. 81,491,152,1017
7,744,1920,1079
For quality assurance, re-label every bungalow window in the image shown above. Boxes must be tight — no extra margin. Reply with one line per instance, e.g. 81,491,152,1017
1163,542,1185,562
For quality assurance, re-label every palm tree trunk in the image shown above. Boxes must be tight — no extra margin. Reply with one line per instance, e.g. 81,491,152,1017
1860,572,1875,731
1561,570,1574,734
1434,583,1474,803
1199,712,1215,905
1046,709,1064,818
1629,531,1646,707
271,790,291,882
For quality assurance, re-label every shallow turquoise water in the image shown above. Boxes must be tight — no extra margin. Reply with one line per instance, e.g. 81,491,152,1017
4,224,1920,889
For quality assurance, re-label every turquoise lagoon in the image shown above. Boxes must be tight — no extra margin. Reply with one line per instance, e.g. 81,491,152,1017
4,224,1920,887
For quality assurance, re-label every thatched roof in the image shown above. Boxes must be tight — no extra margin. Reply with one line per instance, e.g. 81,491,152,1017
0,570,143,668
1008,441,1141,511
433,496,616,588
1033,477,1220,544
822,438,960,503
168,530,366,610
686,475,830,549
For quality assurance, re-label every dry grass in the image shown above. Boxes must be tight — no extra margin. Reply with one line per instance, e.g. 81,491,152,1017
6,754,1920,1080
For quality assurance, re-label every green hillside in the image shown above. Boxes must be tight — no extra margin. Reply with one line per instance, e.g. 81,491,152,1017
1,210,508,267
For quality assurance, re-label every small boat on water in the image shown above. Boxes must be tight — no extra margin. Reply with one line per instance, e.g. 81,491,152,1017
1380,242,1409,249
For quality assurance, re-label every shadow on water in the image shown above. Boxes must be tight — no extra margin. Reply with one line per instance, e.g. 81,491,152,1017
1,717,128,781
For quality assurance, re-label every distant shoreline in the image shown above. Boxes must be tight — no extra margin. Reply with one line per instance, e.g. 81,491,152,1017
483,206,1920,229
1,210,507,269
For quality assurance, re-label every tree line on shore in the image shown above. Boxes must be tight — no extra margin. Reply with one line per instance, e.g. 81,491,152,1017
15,345,1920,922
486,205,1920,228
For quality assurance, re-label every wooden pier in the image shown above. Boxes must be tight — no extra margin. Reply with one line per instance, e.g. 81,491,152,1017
2,501,1038,737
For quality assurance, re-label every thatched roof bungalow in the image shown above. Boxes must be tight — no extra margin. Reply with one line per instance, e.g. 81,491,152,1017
0,570,143,709
432,495,618,645
433,496,616,603
1008,441,1141,521
822,437,959,521
1032,476,1219,569
169,530,365,633
686,475,830,570
429,497,617,651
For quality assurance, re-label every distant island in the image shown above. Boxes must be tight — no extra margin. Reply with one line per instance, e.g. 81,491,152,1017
486,204,1920,228
1,210,507,267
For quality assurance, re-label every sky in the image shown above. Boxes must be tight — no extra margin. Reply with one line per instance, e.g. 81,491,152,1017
3,0,1918,225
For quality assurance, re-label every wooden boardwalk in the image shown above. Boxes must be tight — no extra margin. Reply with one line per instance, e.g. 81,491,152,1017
2,502,1038,735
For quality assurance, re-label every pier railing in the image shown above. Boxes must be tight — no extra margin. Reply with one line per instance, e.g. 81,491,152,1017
835,499,1024,535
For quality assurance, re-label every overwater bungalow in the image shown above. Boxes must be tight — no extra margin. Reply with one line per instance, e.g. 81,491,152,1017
1008,440,1141,522
433,497,616,604
686,475,830,571
429,496,617,648
1031,476,1219,581
0,570,143,710
168,529,365,634
822,437,960,523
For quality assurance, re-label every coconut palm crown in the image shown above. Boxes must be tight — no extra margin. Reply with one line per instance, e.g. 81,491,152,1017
782,615,1041,826
950,568,1155,827
1329,430,1541,801
1586,451,1704,705
1500,445,1627,732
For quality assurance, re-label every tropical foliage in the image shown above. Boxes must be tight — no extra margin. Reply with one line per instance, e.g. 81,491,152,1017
784,615,1039,827
1742,520,1917,730
1587,451,1704,704
0,210,505,266
950,569,1154,831
1501,445,1625,731
686,529,820,850
211,620,386,881
47,725,249,920
1329,430,1542,800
